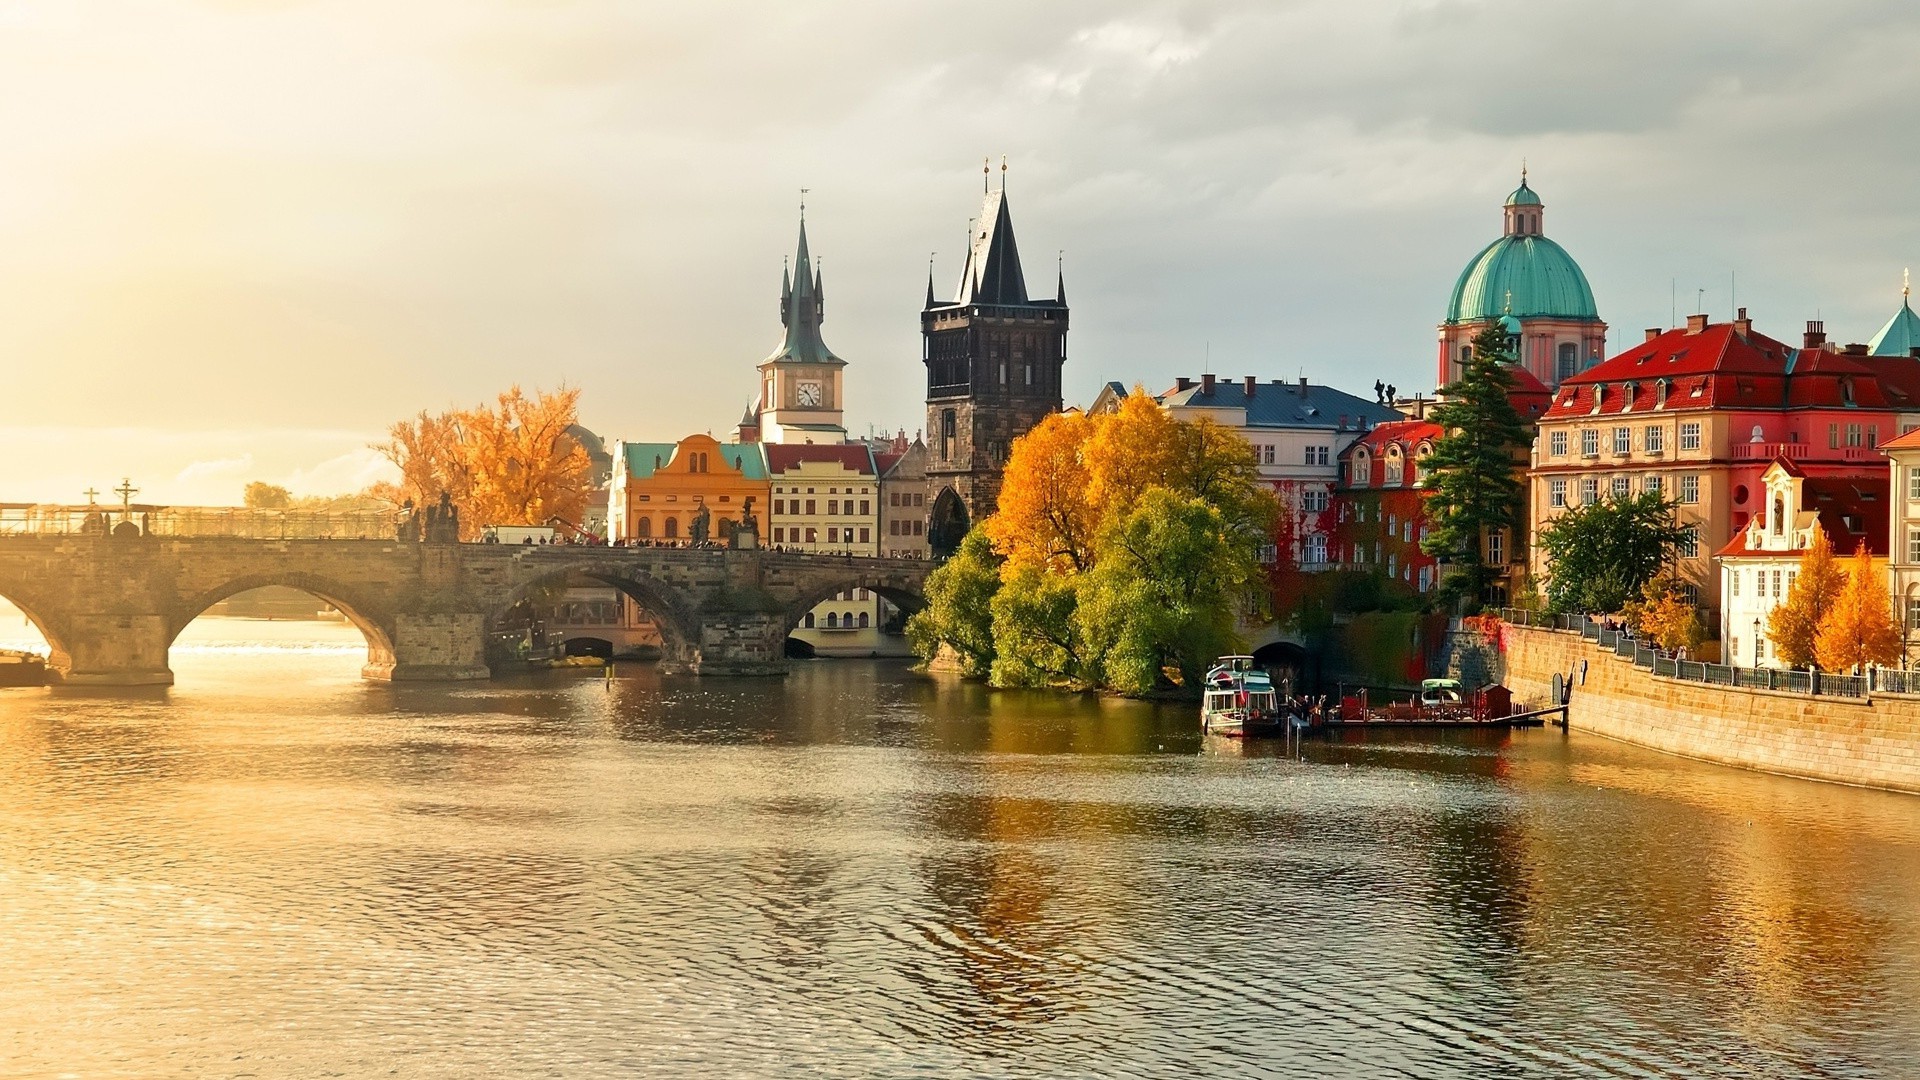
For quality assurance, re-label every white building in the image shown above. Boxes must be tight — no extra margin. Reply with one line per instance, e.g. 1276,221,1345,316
1715,459,1887,668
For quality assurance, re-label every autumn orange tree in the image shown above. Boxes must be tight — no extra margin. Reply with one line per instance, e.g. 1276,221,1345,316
1813,542,1901,672
913,386,1279,695
1767,526,1846,668
373,385,592,540
985,409,1097,572
1626,573,1704,654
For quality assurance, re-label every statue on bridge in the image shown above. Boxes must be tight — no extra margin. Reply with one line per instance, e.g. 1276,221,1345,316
420,492,460,543
732,497,759,549
690,503,712,546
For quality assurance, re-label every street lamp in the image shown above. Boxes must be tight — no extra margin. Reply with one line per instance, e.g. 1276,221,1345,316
1752,617,1761,671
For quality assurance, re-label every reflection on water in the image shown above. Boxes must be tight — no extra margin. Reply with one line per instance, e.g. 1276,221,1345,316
0,619,1917,1077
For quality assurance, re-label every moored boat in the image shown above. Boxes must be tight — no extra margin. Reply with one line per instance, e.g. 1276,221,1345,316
1201,656,1285,737
0,649,47,687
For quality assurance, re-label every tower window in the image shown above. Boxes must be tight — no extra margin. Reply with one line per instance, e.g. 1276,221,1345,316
941,409,957,461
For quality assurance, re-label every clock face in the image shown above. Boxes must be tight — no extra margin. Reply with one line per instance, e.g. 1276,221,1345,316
796,380,823,407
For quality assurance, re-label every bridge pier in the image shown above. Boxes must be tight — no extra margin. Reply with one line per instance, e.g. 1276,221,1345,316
670,613,790,677
55,613,175,687
364,612,491,681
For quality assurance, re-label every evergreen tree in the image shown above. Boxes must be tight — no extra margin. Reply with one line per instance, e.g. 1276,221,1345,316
1813,542,1902,673
1767,527,1845,669
1418,323,1533,610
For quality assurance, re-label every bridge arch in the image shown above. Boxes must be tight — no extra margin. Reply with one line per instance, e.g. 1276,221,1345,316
0,577,74,674
487,562,701,665
168,571,399,676
781,575,928,638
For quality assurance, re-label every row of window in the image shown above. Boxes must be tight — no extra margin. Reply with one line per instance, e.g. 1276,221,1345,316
1548,422,1700,458
1547,473,1699,507
800,610,871,629
771,526,872,545
887,492,926,507
773,498,871,517
774,486,872,495
1729,568,1795,600
1256,445,1333,467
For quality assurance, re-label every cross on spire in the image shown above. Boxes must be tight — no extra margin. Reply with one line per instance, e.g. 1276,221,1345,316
799,187,809,218
82,487,99,505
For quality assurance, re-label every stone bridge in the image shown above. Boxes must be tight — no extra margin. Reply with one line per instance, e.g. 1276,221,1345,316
0,537,932,686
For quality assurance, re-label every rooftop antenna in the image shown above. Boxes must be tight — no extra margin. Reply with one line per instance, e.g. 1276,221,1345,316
1204,340,1211,376
1696,286,1706,314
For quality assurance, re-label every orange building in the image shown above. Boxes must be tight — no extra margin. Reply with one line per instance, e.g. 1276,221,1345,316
607,434,770,543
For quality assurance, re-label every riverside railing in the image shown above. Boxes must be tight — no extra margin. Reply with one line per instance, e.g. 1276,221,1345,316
1493,607,1893,700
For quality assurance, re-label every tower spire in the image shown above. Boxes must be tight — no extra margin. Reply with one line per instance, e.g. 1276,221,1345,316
983,156,990,194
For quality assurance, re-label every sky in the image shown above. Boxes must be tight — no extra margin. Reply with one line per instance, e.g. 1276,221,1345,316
2,0,1918,505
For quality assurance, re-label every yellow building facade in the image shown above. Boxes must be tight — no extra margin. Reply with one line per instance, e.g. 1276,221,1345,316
607,434,770,544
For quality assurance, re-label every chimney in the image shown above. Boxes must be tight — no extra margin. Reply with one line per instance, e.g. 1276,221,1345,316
1845,343,1869,356
1176,376,1192,392
1685,313,1709,334
1805,320,1826,349
1201,373,1215,395
1244,375,1257,397
1645,327,1663,342
1298,376,1309,398
1733,307,1751,336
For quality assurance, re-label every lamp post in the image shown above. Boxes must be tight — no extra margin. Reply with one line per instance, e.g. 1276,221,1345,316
1752,618,1761,670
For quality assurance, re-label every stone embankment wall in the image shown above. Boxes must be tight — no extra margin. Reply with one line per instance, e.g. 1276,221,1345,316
1501,623,1920,794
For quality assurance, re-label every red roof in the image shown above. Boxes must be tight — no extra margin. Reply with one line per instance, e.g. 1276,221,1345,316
873,451,905,475
763,443,875,476
1541,322,1920,419
1880,427,1920,451
1715,476,1889,558
1350,419,1443,455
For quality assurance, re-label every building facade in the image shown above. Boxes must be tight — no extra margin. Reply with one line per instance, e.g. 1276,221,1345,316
1333,420,1446,596
1438,172,1607,390
1880,429,1920,664
764,443,895,656
923,171,1067,554
607,435,769,544
1530,314,1920,626
1716,460,1887,668
874,433,932,560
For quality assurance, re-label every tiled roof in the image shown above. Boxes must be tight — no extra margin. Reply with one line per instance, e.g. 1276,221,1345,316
1349,419,1443,455
1160,379,1401,429
1880,427,1920,452
1543,321,1920,418
616,440,769,481
764,443,876,476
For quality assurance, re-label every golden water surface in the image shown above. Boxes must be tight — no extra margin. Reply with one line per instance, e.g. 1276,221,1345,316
1,619,1917,1077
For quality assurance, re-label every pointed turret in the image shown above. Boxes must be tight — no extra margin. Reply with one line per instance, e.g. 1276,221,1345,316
1056,261,1067,305
764,214,844,367
924,267,937,311
956,188,1029,305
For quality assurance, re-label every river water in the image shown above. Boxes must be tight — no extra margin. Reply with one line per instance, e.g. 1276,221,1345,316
1,618,1918,1078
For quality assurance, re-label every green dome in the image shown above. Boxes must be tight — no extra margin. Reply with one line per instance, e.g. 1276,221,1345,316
1445,235,1599,324
1505,179,1542,207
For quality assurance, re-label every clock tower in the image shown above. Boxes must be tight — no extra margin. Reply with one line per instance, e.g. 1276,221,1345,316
756,211,848,445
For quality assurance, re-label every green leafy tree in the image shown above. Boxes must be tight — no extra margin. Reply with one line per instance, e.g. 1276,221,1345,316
1419,323,1533,610
988,562,1085,688
1072,489,1259,694
1534,492,1688,613
243,481,293,509
906,528,1001,677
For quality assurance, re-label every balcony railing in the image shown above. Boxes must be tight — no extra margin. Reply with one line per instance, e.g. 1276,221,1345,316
1730,442,1882,463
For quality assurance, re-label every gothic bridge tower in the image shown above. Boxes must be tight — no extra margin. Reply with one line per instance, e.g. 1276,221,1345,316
922,163,1068,554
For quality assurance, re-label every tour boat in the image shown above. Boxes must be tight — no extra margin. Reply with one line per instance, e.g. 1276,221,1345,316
1201,656,1284,738
0,649,47,687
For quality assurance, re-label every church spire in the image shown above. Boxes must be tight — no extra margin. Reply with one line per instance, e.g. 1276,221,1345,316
764,208,844,367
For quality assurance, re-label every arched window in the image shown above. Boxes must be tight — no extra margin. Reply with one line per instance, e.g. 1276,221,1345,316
843,611,855,627
665,517,679,539
804,612,815,628
636,517,652,538
1773,496,1785,535
1413,444,1433,486
1384,447,1404,486
1349,450,1370,488
1557,343,1577,383
826,612,839,628
858,611,870,628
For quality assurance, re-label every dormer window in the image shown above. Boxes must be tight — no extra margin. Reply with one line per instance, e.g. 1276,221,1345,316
1591,384,1605,414
1622,381,1637,412
1348,451,1371,488
1690,380,1705,398
1385,447,1405,486
1655,378,1670,409
1841,377,1856,406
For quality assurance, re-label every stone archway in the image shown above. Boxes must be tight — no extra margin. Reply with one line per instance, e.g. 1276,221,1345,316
167,571,400,682
0,580,74,682
928,486,970,558
487,564,702,674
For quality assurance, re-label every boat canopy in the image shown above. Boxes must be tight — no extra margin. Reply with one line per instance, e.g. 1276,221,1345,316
1421,678,1462,690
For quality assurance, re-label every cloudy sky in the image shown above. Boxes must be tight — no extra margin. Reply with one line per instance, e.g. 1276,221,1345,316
2,0,1918,504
